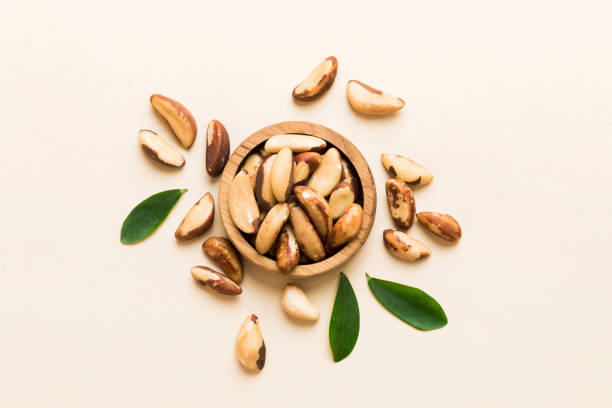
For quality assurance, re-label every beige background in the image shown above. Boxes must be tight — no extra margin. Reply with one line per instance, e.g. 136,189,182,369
1,0,611,406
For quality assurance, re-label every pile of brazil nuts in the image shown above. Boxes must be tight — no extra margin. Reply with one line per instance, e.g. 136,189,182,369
381,153,462,260
133,55,462,373
228,133,363,273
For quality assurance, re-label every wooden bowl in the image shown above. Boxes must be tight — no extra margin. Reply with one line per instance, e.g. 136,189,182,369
219,121,376,278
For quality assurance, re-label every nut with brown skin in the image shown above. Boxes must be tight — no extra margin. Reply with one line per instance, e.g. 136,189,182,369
293,186,332,240
240,152,264,187
138,129,185,168
229,169,260,234
327,204,363,249
292,56,338,101
417,212,462,242
264,134,326,153
275,225,300,272
236,314,265,372
255,203,290,255
270,147,294,203
346,80,404,115
328,181,356,220
289,206,325,262
381,154,433,186
281,284,320,321
293,152,321,184
175,193,214,240
383,229,431,261
340,157,361,199
307,147,342,197
202,237,243,283
205,119,230,177
255,155,277,211
385,179,415,229
191,266,242,295
150,94,197,148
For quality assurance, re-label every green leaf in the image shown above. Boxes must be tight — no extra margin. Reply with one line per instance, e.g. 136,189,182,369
120,189,187,244
329,272,359,362
366,274,447,331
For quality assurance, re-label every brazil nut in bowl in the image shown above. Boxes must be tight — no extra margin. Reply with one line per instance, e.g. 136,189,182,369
218,121,376,277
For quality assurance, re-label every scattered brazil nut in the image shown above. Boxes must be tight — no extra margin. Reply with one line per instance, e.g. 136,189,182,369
327,203,363,249
240,152,264,187
236,314,266,371
275,225,300,272
175,192,214,240
255,155,277,211
292,56,338,101
191,266,242,295
150,93,197,148
255,203,290,255
138,129,185,168
289,206,325,261
385,179,415,229
264,134,326,153
202,237,243,283
383,229,431,261
281,284,320,321
294,186,332,240
293,152,321,184
270,147,294,202
205,119,230,177
328,181,356,220
346,80,404,115
416,212,462,242
307,147,342,197
381,153,433,186
229,169,260,234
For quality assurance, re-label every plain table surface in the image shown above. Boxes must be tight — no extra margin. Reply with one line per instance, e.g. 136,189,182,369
2,1,611,406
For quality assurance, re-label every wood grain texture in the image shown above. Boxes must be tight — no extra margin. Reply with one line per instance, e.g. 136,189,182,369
219,121,376,278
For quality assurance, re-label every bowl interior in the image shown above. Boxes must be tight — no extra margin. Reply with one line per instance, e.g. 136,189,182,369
218,121,376,278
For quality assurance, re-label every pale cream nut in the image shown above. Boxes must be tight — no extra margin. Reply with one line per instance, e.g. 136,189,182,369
292,56,338,101
327,204,363,249
175,192,214,240
383,229,431,261
235,314,266,371
307,147,342,197
150,94,197,148
381,153,433,185
229,169,260,234
270,147,294,202
281,284,320,321
346,80,404,115
328,181,356,220
190,266,242,295
138,129,185,167
264,134,326,153
255,203,291,255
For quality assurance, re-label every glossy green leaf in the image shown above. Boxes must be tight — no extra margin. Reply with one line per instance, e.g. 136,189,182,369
329,272,359,362
120,189,187,244
366,274,447,330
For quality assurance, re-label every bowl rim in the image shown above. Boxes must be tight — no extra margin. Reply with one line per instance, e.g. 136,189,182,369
218,121,376,278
